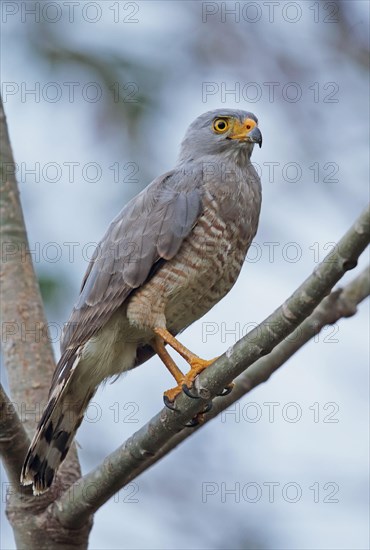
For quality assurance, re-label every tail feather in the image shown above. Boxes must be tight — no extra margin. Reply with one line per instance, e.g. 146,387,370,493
21,323,138,495
21,353,90,495
21,401,83,494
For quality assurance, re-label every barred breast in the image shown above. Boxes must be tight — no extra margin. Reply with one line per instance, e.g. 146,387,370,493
126,164,261,336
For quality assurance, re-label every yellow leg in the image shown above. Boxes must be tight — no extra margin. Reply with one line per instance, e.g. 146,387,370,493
153,327,218,403
152,336,187,403
152,336,184,383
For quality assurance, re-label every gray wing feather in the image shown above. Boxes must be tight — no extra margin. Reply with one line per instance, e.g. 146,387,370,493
59,168,203,360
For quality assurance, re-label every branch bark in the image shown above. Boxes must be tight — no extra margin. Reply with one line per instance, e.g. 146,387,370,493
113,265,369,468
0,385,30,486
0,103,56,438
0,97,92,548
54,206,370,528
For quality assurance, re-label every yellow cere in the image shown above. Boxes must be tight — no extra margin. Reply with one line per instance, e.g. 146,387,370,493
228,118,257,140
212,116,257,139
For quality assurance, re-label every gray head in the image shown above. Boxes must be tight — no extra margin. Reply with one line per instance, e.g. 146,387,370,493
178,109,262,164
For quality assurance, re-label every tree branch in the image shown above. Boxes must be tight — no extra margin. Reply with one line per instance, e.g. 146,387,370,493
1,96,91,547
122,265,370,466
0,98,56,437
54,205,370,528
55,265,369,503
0,97,82,473
0,385,30,486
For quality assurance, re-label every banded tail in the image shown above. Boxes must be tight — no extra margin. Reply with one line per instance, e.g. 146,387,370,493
21,353,93,495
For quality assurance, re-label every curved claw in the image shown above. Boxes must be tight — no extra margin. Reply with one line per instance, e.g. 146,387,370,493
184,416,201,428
184,403,212,428
217,383,234,397
182,383,200,399
201,401,213,414
163,394,179,411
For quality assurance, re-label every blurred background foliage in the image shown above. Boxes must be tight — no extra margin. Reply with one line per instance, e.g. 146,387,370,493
1,1,369,549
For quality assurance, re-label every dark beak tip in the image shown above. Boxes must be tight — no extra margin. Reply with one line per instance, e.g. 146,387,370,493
249,127,262,148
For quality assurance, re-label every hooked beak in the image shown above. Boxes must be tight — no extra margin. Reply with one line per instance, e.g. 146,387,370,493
228,118,263,148
248,126,263,148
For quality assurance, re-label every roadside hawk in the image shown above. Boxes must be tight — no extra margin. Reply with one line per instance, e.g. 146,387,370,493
21,109,262,494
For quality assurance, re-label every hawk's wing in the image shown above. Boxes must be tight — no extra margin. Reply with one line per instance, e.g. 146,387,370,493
51,168,203,388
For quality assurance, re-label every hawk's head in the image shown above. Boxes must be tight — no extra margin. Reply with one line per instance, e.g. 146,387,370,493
178,109,262,163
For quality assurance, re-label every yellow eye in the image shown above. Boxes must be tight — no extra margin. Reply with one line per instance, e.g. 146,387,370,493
212,118,230,133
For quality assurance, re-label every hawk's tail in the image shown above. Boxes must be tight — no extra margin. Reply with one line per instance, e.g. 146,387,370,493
21,356,93,495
